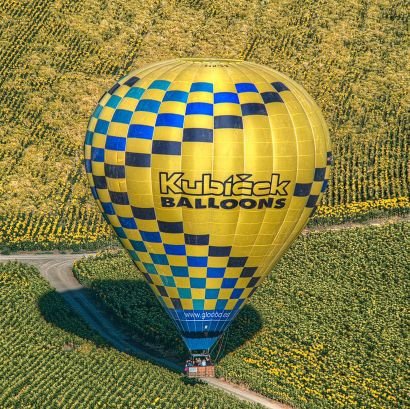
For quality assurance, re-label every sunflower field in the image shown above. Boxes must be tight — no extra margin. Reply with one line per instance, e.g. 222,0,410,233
0,0,409,250
74,221,410,408
0,261,259,409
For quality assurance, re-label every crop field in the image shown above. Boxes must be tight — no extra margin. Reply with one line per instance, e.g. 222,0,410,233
74,222,410,409
0,261,259,409
0,0,409,249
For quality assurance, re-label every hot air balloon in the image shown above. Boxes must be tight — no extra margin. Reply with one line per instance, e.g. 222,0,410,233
84,58,332,358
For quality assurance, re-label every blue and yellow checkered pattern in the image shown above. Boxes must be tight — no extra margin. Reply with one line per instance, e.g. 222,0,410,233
84,58,332,351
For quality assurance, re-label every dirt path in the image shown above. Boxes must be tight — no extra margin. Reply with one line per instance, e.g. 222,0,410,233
0,253,292,409
303,214,409,234
2,216,407,408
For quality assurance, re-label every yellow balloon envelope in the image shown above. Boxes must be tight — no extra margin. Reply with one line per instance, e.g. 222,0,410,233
84,58,332,352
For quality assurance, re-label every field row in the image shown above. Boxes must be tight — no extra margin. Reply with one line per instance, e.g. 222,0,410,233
73,221,409,409
0,261,257,409
217,221,409,408
0,0,408,248
1,197,408,251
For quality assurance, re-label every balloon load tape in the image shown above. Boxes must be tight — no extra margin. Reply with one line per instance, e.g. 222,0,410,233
84,58,332,352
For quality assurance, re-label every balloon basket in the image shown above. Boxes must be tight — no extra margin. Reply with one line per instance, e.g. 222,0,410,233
184,353,215,378
186,365,215,378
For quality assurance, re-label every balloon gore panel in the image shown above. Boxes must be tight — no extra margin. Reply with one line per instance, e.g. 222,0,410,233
84,59,332,352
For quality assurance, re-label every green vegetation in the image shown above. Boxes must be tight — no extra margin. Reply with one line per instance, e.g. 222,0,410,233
0,0,409,249
0,261,259,408
74,222,410,408
73,251,186,355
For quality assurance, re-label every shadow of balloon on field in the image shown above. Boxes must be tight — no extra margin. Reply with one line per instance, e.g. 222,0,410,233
211,304,263,361
38,289,108,347
38,279,263,365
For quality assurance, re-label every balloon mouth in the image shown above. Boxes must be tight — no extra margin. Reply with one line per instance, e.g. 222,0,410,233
181,331,223,352
182,335,221,353
181,331,223,338
180,57,244,64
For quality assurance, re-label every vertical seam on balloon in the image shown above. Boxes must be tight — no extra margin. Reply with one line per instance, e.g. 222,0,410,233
125,59,180,254
236,63,279,277
84,112,97,204
247,62,300,276
182,61,199,336
320,109,332,206
211,65,223,337
150,60,187,333
123,60,181,327
210,65,218,335
163,295,184,335
290,81,332,206
260,66,319,270
214,64,244,338
236,62,277,285
143,60,179,257
280,80,328,265
319,108,332,206
89,60,175,225
240,62,292,277
183,61,197,337
221,62,247,335
314,103,330,207
274,84,317,265
248,62,312,270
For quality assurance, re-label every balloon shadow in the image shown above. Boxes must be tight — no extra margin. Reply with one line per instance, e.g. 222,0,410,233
211,303,264,361
38,279,263,364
